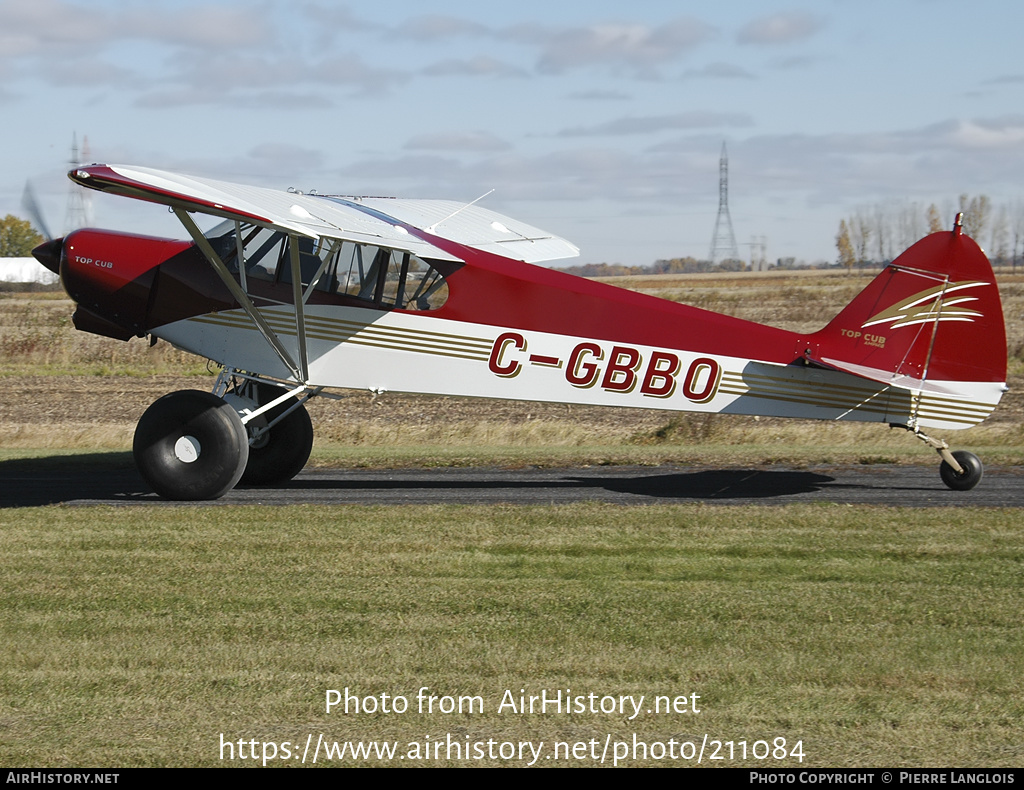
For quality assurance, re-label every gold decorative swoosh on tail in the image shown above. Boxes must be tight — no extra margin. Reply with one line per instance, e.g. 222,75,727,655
861,281,988,330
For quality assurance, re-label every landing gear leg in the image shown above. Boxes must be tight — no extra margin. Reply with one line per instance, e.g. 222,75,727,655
898,424,984,491
234,383,314,486
219,375,315,486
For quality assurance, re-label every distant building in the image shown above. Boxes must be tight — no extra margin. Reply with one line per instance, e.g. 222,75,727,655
0,257,57,284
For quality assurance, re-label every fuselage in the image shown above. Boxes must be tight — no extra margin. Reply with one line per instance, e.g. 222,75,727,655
40,223,1003,432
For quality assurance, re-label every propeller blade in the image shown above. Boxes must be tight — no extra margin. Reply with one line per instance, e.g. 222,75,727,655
21,181,54,242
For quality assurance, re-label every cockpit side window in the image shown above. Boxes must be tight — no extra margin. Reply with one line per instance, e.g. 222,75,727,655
204,221,458,310
204,221,285,282
326,241,456,310
244,228,286,281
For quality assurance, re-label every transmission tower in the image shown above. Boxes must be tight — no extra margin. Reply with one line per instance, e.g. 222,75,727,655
64,133,93,234
742,236,768,271
708,141,739,265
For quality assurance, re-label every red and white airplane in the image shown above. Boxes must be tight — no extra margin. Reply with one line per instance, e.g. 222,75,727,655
33,164,1007,499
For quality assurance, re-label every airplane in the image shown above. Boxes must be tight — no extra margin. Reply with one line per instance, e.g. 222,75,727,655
31,164,1007,500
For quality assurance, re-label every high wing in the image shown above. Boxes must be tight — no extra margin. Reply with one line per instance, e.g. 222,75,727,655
69,164,579,265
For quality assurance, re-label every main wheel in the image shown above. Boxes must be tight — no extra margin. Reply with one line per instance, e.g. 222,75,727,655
939,450,983,491
133,390,249,500
237,383,314,485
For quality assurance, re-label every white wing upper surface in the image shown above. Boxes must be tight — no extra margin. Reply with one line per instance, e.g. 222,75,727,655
71,165,579,265
353,197,580,264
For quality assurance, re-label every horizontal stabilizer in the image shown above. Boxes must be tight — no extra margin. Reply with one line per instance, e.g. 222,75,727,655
809,356,961,395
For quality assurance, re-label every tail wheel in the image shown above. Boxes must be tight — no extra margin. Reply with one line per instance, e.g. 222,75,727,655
238,383,314,485
133,390,249,500
939,450,983,491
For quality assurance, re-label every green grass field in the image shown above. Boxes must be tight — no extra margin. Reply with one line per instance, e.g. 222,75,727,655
1,504,1021,767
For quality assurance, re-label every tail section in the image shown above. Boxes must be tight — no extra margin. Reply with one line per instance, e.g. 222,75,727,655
803,223,1006,427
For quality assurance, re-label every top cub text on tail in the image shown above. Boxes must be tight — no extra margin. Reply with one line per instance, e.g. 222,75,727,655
33,165,1007,499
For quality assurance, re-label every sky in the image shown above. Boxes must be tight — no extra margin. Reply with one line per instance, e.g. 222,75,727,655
2,0,1024,267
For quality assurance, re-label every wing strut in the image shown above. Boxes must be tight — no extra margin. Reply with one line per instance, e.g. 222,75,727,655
287,237,309,381
173,209,305,382
234,220,248,293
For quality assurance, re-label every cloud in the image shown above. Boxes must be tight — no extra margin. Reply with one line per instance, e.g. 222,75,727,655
560,112,753,137
737,12,825,45
117,5,272,49
1,0,280,101
135,51,408,106
404,131,512,153
134,88,329,109
983,74,1024,85
527,18,716,75
219,120,1024,265
681,62,756,80
704,117,1024,208
246,143,326,172
113,145,331,188
944,116,1024,149
567,89,632,101
395,14,490,40
769,54,826,71
1,5,725,105
0,0,272,55
39,57,143,89
334,142,728,207
421,56,527,79
2,0,405,106
308,54,409,93
300,2,379,32
0,0,109,55
408,116,1019,221
339,154,464,187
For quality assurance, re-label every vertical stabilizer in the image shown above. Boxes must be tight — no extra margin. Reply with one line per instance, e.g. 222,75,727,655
804,226,1006,394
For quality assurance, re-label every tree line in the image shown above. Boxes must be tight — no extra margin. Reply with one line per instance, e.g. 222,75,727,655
557,257,750,278
836,196,1024,271
0,215,44,258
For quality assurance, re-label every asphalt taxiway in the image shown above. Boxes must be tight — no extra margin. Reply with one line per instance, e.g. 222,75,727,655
2,460,1021,508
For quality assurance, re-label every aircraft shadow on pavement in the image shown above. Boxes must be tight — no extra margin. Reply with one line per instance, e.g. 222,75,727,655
279,468,839,501
575,469,836,499
0,452,146,508
0,455,840,507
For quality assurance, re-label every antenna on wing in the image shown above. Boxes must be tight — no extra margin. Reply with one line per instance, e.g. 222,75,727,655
425,189,495,233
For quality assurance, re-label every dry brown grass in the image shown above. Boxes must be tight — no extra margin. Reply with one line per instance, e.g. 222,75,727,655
0,293,209,376
1,267,1021,463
